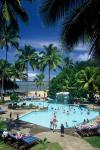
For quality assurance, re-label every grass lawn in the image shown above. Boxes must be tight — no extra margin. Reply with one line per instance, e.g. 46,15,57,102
31,143,62,150
84,136,100,148
0,142,14,150
0,142,62,150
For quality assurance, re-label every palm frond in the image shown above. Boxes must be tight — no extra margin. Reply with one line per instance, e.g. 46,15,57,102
40,0,86,25
61,0,100,58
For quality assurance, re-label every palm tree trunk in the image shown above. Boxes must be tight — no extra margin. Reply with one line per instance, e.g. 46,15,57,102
27,62,28,96
1,73,4,101
48,64,51,89
13,78,16,92
5,40,8,62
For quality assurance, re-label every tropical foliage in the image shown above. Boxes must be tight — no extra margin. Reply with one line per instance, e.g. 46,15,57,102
34,73,45,90
9,62,27,91
0,60,11,97
0,117,6,129
0,59,26,97
75,67,100,102
10,92,20,102
17,45,38,94
40,0,100,59
48,59,100,103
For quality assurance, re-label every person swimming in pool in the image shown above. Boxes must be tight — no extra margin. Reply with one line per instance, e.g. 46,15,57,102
83,119,86,124
74,109,76,113
63,110,65,113
87,118,89,123
66,111,69,115
65,122,68,127
87,110,90,115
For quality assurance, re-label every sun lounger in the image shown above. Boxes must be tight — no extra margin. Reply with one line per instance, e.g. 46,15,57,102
22,135,39,144
5,133,39,150
18,135,39,149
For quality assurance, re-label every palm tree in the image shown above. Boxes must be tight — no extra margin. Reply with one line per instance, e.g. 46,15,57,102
9,62,27,92
39,44,61,88
75,66,100,102
18,45,38,95
0,60,10,98
0,0,32,30
34,73,45,93
63,57,73,69
40,0,100,59
0,25,19,61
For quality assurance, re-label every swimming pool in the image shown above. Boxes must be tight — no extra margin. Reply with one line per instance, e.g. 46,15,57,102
19,101,99,129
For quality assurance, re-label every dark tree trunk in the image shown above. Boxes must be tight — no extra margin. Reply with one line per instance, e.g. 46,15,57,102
1,73,4,101
13,79,16,92
5,40,8,62
48,64,51,89
27,62,28,96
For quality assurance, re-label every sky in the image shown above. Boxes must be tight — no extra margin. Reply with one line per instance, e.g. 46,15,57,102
0,0,90,81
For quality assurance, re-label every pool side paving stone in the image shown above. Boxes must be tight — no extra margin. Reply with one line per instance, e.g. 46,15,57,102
36,131,97,150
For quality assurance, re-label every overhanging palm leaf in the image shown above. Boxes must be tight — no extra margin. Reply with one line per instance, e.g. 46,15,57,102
40,0,86,25
40,0,100,59
0,0,33,30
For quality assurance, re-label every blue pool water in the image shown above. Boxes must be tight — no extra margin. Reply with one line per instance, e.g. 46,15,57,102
19,101,99,129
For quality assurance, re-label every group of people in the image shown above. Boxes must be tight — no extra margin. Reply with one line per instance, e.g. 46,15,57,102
50,112,65,136
10,112,19,120
51,107,76,115
51,106,91,117
83,118,89,124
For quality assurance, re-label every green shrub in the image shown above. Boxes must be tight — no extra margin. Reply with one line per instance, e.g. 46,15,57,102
10,93,19,103
29,103,33,108
0,117,6,129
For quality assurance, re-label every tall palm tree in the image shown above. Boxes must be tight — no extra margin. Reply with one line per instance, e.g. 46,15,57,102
39,44,61,88
18,45,38,95
34,73,45,92
0,60,10,98
40,0,100,59
0,0,32,30
75,66,100,102
9,62,27,92
0,25,19,61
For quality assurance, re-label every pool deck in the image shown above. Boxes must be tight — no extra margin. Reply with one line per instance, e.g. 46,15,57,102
36,131,97,150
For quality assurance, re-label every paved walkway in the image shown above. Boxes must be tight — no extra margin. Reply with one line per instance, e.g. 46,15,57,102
36,132,96,150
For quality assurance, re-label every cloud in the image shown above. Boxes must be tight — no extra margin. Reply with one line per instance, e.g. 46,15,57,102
16,72,37,81
71,51,89,61
74,42,89,52
0,39,90,62
28,72,37,81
